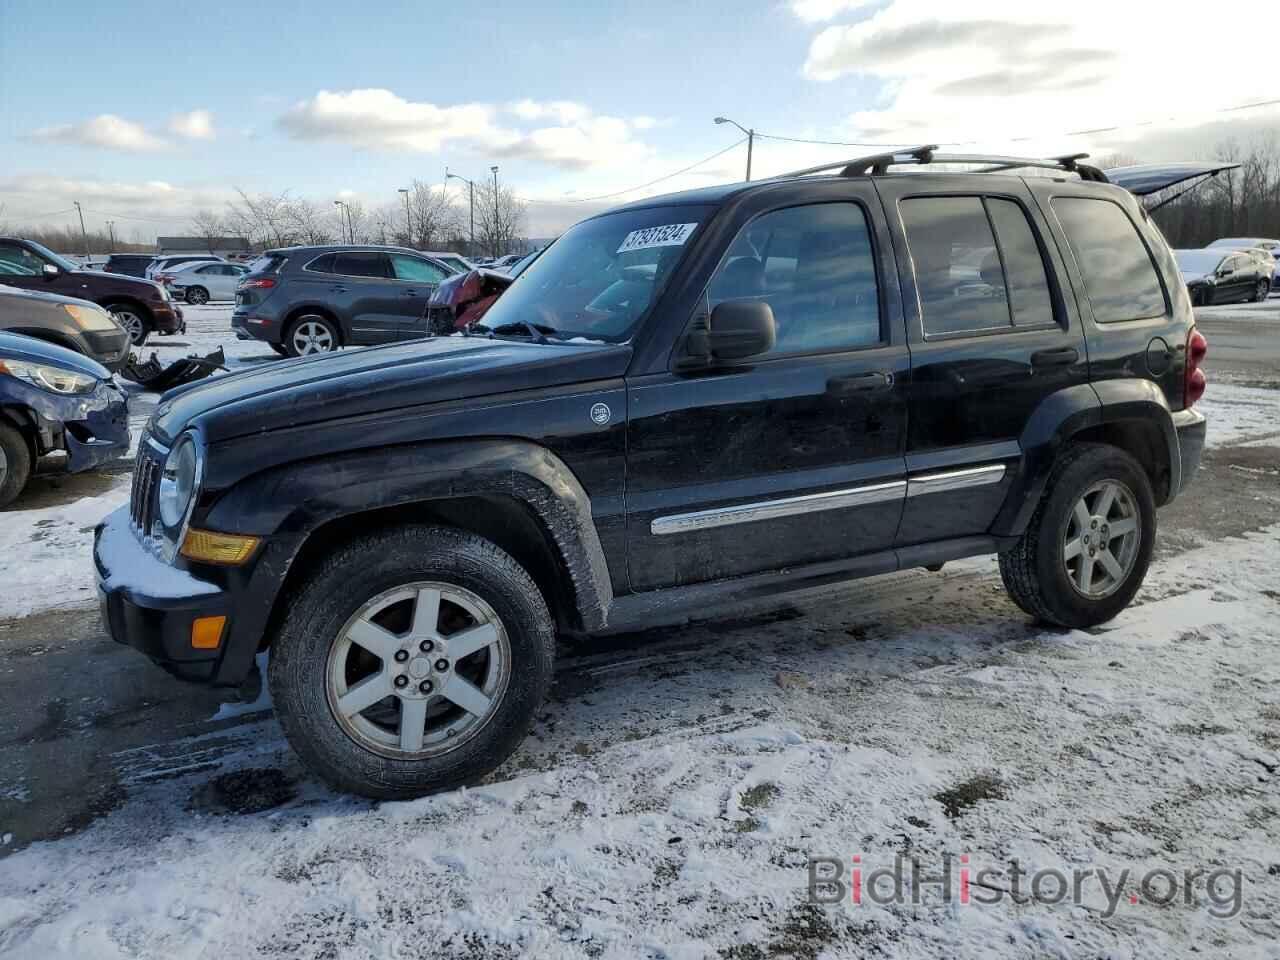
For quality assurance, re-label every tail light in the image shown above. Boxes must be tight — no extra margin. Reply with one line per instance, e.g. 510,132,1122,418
1185,327,1207,407
240,277,276,290
155,273,174,283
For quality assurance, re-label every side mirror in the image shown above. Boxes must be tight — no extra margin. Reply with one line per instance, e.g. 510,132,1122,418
42,262,59,279
1218,268,1234,278
704,299,776,361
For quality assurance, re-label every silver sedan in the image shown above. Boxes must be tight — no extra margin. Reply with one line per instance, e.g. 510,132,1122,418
162,261,249,304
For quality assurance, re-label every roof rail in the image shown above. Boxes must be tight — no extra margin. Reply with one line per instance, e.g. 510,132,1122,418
772,148,1109,183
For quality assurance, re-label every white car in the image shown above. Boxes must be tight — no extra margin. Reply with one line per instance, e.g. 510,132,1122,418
1207,237,1279,256
161,260,249,304
423,251,474,274
145,254,227,280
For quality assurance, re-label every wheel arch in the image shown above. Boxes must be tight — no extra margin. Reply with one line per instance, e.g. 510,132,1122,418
992,380,1180,537
0,405,40,461
283,304,343,343
99,295,153,322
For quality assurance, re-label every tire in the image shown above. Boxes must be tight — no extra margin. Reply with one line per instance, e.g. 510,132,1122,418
185,286,209,305
285,314,340,357
107,304,150,346
268,525,556,799
270,343,290,357
998,443,1155,629
0,423,33,509
1252,279,1269,303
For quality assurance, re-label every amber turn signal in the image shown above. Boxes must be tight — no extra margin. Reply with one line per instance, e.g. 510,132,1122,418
179,528,260,565
191,615,227,650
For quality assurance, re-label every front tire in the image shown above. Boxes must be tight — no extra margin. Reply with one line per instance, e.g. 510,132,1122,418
269,525,555,799
1252,279,1269,303
0,423,33,508
999,444,1155,628
285,314,340,357
108,304,150,346
185,286,209,305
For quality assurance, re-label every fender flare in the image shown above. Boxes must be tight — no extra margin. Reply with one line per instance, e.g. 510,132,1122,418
991,380,1179,537
203,437,615,631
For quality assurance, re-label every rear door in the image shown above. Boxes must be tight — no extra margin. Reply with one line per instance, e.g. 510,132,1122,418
625,184,911,590
387,253,448,338
874,176,1090,547
330,251,398,343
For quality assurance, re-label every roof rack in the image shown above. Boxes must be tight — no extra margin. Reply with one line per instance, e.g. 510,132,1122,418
773,146,1109,183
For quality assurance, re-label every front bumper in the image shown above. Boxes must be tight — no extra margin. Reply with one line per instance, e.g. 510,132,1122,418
8,378,130,470
1172,406,1206,497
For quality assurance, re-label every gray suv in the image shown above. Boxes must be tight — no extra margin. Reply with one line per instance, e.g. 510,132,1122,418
232,245,452,356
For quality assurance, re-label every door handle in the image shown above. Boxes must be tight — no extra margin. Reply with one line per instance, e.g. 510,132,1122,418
329,285,347,293
401,289,418,296
827,371,893,395
1030,347,1079,368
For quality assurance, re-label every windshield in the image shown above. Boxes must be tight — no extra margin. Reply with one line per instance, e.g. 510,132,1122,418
24,240,77,273
1175,250,1223,275
476,204,713,343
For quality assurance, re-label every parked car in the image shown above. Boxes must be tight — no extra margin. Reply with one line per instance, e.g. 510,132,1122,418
146,254,226,280
1206,237,1279,257
425,250,544,334
1237,247,1278,294
231,245,453,356
0,238,184,346
0,284,131,371
0,331,129,507
160,261,249,304
98,148,1212,799
1175,248,1270,304
423,252,474,275
101,254,155,278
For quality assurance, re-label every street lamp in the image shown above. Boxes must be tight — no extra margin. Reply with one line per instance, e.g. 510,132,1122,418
398,188,412,247
333,200,353,243
490,165,500,258
714,116,754,182
445,168,476,257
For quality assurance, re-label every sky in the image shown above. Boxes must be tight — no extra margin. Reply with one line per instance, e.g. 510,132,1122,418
1,0,1276,242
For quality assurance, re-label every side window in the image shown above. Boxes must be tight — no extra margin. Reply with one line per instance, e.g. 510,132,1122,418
705,202,881,355
985,199,1055,328
306,254,335,274
900,197,1009,337
333,252,390,278
389,254,446,283
0,243,43,275
1052,197,1166,322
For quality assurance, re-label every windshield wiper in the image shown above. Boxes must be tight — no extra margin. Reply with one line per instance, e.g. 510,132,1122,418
473,320,558,344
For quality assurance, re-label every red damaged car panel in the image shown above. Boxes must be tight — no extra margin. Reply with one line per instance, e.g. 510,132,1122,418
426,268,513,335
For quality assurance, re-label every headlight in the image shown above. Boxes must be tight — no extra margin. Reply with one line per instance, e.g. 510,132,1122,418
158,434,199,529
0,359,98,394
63,302,122,332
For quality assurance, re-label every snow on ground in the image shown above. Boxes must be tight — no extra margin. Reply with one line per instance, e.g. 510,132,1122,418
1197,384,1280,449
1,524,1279,958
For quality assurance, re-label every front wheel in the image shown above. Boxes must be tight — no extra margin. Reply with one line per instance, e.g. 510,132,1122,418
1252,279,1269,303
269,525,556,799
185,286,209,305
0,423,33,509
285,315,339,357
999,444,1155,628
109,305,150,346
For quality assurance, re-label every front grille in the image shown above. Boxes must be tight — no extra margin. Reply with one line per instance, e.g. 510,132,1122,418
130,437,166,535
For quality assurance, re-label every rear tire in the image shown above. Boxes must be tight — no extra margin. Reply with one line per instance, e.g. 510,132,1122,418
0,423,33,509
185,286,209,305
999,443,1155,628
268,525,556,799
1252,279,1269,303
285,314,340,357
107,304,150,346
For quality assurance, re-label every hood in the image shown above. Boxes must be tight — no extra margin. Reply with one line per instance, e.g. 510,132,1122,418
154,335,632,445
0,283,103,311
70,267,166,298
0,330,110,379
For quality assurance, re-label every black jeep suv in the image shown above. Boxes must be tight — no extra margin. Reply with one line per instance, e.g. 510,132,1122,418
96,148,1210,799
231,245,453,357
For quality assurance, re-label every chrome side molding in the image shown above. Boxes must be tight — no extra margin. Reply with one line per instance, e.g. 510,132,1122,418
651,480,906,536
905,463,1006,498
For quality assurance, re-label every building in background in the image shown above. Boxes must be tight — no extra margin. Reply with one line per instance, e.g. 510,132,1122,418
156,236,252,260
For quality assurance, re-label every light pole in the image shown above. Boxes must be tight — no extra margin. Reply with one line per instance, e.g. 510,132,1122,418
73,201,90,260
490,165,500,258
445,169,475,257
106,220,116,253
714,116,754,182
398,188,412,247
333,200,353,243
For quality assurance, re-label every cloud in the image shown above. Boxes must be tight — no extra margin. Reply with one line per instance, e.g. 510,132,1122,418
278,89,655,172
28,115,170,152
168,109,215,141
796,1,1258,156
789,0,878,23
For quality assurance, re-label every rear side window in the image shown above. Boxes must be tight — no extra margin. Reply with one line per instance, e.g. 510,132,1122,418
304,254,335,274
705,202,882,355
901,197,1008,337
985,199,1055,328
333,252,390,278
1052,197,1166,322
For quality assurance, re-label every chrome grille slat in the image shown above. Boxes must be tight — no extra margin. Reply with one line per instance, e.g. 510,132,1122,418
129,436,166,536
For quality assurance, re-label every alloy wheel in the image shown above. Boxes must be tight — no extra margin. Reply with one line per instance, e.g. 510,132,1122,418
187,287,209,305
112,309,145,344
1062,479,1141,599
325,582,511,759
291,320,335,355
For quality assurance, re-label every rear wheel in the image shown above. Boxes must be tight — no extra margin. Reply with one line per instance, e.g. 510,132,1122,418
285,314,339,357
185,286,209,305
0,423,32,509
107,304,150,346
999,443,1155,628
268,525,555,799
1252,278,1269,303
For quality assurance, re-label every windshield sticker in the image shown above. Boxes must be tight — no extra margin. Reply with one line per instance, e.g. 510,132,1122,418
616,223,698,254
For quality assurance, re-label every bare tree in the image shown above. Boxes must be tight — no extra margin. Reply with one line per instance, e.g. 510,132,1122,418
283,198,336,245
404,180,463,250
190,210,227,253
475,182,527,258
225,189,292,248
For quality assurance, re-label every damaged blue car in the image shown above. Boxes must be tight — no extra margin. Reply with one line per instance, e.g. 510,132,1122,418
0,331,130,507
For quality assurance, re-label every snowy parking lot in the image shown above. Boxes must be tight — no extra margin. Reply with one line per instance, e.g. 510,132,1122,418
1,302,1279,957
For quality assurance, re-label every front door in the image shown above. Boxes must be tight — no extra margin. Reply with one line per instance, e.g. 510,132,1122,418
387,253,447,338
625,192,910,591
873,178,1091,546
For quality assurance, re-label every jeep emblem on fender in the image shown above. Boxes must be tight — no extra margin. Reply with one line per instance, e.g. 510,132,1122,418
590,402,611,425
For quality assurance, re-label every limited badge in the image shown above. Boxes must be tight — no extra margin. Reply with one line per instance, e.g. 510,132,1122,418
590,402,611,425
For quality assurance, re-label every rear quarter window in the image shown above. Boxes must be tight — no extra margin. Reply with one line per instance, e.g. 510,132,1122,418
1052,197,1167,323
